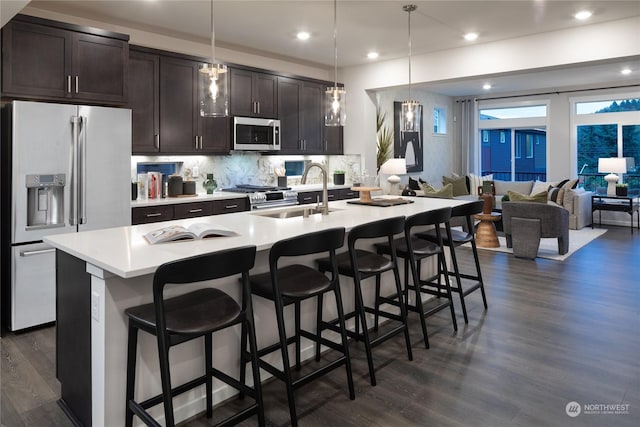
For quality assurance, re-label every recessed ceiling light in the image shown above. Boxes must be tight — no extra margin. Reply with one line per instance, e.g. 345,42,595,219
367,52,379,59
574,10,592,20
621,68,632,75
464,32,478,41
483,83,492,90
296,31,310,41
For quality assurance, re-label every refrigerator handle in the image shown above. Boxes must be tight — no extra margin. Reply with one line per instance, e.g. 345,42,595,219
78,116,87,224
69,116,80,226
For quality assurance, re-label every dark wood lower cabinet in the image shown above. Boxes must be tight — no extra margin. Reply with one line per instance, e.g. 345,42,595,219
132,198,249,225
56,250,91,427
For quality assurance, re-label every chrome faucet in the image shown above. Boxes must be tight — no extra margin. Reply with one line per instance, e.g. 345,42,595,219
301,162,329,215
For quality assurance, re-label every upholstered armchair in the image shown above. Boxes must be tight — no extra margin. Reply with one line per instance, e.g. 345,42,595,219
502,201,569,259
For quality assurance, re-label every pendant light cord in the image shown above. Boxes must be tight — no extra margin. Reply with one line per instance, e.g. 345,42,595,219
210,0,216,64
407,5,413,101
333,0,338,91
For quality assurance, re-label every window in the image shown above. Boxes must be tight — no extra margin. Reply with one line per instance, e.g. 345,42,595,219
433,107,447,134
573,95,640,190
478,102,548,181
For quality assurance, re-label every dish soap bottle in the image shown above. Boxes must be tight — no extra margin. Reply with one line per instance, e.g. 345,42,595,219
203,173,217,194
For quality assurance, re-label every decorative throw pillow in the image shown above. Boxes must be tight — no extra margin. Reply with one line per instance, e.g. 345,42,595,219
547,186,565,205
408,177,421,190
507,190,548,204
442,175,469,196
530,180,559,196
421,182,454,198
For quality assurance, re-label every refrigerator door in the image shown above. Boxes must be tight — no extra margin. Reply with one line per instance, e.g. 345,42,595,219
78,105,132,231
11,242,56,330
11,101,77,243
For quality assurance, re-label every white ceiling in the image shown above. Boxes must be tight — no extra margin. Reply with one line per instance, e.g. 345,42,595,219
22,1,640,96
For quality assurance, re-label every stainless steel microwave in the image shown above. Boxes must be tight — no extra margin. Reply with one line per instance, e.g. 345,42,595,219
233,117,280,151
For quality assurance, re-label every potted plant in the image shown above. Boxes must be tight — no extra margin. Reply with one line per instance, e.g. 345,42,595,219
616,183,628,196
333,170,346,185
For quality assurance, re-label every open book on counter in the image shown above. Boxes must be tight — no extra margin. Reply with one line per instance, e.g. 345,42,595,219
144,223,237,244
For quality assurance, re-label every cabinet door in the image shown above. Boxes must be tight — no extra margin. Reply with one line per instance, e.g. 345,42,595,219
159,56,198,153
230,68,277,118
2,21,71,99
300,81,324,153
324,126,344,154
71,32,128,104
253,72,278,118
277,77,302,153
199,116,231,154
129,50,159,153
229,68,254,116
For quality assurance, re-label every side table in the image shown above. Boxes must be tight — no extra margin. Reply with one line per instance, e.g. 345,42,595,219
474,212,502,248
591,194,639,234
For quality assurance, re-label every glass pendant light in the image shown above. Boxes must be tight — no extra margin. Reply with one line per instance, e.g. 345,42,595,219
200,0,228,117
401,4,420,133
325,0,346,126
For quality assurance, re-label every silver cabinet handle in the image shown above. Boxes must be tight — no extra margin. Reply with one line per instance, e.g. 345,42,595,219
20,248,55,257
256,101,260,115
302,196,313,201
67,75,72,93
199,136,203,150
154,134,159,149
189,208,203,213
225,204,238,209
145,212,163,217
195,136,199,150
75,76,79,93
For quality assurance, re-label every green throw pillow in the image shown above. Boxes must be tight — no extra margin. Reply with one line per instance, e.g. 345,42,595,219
507,190,548,204
442,175,469,196
421,182,454,198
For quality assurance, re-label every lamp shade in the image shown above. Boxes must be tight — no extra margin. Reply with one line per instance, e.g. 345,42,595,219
379,158,407,175
598,157,627,174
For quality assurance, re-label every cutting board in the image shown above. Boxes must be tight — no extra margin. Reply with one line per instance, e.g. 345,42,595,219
347,198,414,207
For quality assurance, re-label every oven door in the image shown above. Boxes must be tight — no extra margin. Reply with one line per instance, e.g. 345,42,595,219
233,117,280,151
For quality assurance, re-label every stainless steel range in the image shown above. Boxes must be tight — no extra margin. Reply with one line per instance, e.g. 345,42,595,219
224,184,298,210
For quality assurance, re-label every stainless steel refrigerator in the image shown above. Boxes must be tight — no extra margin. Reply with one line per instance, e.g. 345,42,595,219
5,101,131,331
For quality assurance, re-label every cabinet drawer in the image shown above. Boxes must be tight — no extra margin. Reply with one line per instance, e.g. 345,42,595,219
174,202,213,219
132,205,174,224
298,191,321,205
212,198,248,214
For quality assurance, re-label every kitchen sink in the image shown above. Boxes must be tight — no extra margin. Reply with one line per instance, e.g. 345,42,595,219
253,206,339,219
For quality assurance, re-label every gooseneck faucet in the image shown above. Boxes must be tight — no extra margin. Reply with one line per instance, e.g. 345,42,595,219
301,162,329,215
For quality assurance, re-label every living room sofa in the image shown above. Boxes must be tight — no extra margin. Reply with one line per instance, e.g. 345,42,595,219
412,176,593,230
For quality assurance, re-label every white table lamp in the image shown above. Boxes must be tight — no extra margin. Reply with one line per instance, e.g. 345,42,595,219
598,157,627,196
380,158,407,195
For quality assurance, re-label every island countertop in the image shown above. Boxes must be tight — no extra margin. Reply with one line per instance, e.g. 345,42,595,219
45,196,469,279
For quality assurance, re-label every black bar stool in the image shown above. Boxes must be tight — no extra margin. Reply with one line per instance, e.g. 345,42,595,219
317,216,412,387
374,207,457,348
243,227,354,427
417,200,488,323
124,246,264,427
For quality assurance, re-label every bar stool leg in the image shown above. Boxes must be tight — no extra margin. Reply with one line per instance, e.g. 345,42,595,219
409,257,430,349
157,334,175,427
439,252,458,332
274,298,298,426
392,260,413,361
295,301,302,370
315,293,323,361
205,334,213,418
125,324,138,427
239,320,248,399
245,315,266,426
353,274,376,386
333,286,356,400
470,239,488,309
448,243,469,324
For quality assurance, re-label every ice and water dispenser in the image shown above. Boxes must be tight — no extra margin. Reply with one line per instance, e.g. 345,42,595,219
25,174,65,229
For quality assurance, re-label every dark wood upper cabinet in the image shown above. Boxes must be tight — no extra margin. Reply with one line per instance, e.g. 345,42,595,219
129,50,159,153
324,126,344,155
230,68,277,118
278,77,328,154
199,116,231,154
1,15,128,105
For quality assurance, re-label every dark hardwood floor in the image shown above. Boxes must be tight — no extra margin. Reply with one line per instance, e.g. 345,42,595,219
2,226,638,426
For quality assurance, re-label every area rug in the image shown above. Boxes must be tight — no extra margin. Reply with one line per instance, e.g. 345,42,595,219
470,228,607,261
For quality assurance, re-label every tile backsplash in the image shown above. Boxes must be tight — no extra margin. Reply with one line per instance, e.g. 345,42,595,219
132,153,362,193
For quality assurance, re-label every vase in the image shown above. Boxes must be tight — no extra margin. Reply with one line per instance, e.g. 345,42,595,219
203,174,217,194
615,186,628,196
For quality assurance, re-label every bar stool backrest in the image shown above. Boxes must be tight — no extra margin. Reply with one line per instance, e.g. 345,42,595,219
451,200,484,232
405,207,452,246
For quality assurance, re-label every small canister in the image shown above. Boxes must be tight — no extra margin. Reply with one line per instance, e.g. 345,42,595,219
168,175,183,197
183,180,196,195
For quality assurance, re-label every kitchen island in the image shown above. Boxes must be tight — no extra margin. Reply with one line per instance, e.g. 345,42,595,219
45,196,470,426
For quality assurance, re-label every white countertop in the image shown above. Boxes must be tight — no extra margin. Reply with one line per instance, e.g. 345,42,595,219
46,196,469,279
130,185,353,208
